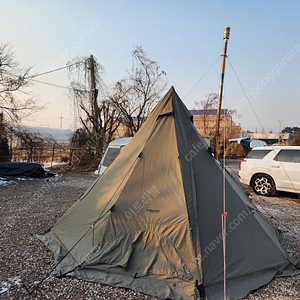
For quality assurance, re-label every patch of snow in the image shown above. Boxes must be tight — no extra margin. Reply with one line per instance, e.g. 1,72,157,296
0,287,9,293
0,281,11,294
16,177,33,181
0,278,23,293
11,278,23,286
0,177,13,186
43,161,67,169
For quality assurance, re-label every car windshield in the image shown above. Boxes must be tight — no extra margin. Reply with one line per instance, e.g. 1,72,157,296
246,149,272,159
102,148,121,167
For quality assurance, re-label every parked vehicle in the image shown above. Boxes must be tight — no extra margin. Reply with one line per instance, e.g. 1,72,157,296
229,137,267,149
95,137,132,175
239,146,300,195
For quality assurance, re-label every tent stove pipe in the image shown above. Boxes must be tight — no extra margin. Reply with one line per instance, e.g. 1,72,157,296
215,26,230,160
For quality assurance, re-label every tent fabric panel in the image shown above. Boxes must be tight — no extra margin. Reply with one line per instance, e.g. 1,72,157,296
186,126,298,297
172,90,206,287
205,268,282,300
112,115,188,224
39,88,178,257
70,267,196,300
75,114,198,288
83,219,195,280
170,86,299,298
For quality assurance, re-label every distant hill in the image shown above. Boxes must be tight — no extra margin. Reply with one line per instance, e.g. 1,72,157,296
21,126,73,145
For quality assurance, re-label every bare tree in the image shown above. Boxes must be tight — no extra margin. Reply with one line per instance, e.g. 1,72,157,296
7,124,56,162
0,112,10,161
195,93,218,135
68,47,166,164
0,42,38,121
111,46,167,136
195,93,239,137
68,55,121,157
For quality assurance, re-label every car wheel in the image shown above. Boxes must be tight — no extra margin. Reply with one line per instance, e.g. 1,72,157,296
252,174,276,196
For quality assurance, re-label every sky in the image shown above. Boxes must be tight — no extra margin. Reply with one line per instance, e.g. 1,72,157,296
1,0,300,133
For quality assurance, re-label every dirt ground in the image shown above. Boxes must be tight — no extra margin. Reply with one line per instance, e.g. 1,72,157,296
0,162,299,299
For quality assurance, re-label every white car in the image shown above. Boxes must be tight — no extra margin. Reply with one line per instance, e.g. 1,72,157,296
239,146,300,196
95,137,132,175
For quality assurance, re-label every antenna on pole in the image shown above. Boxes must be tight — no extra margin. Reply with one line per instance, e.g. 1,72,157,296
215,27,230,160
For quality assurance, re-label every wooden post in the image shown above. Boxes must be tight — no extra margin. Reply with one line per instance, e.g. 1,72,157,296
89,55,98,121
50,143,55,171
215,27,230,160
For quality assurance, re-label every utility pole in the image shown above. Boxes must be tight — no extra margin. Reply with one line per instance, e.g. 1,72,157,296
215,27,230,160
60,115,63,129
278,120,281,145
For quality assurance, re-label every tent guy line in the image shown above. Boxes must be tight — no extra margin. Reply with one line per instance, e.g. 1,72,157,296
183,56,221,100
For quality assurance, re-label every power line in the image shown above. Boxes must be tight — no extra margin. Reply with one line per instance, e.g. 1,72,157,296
32,79,68,90
10,62,82,90
27,62,80,80
27,61,109,92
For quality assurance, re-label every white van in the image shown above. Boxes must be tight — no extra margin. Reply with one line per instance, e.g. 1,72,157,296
95,137,132,175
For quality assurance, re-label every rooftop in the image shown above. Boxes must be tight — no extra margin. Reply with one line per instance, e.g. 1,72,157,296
189,109,228,116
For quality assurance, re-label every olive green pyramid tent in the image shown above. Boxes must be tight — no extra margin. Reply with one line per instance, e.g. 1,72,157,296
37,86,299,300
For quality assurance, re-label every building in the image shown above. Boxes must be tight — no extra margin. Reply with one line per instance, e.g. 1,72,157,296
114,109,243,147
189,109,239,137
113,122,131,138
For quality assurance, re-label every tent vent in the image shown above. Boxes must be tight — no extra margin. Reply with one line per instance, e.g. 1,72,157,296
156,111,173,120
134,273,137,279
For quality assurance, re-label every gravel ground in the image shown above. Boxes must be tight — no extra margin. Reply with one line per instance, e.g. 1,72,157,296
0,167,299,299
